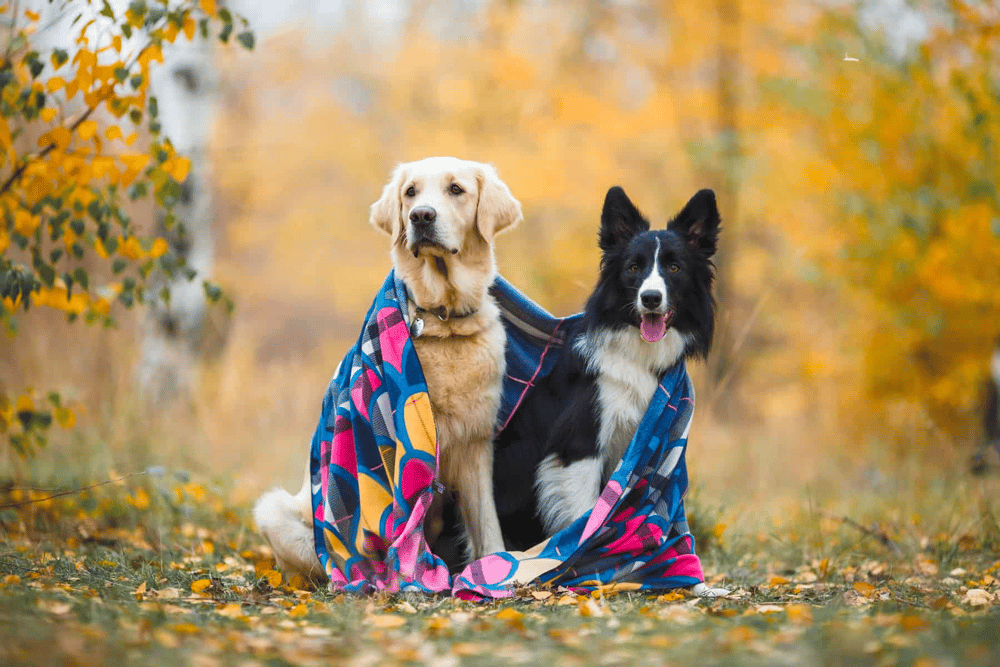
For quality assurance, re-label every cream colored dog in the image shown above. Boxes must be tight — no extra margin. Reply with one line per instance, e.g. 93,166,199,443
254,157,521,580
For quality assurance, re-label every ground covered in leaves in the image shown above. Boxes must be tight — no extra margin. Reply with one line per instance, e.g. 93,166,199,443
1,469,999,666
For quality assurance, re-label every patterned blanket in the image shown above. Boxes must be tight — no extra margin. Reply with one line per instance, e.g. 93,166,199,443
310,271,705,598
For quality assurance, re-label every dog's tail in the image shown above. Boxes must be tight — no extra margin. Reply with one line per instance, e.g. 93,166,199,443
253,467,327,584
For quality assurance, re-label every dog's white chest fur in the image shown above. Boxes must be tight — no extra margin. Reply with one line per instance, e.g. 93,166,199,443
580,327,687,480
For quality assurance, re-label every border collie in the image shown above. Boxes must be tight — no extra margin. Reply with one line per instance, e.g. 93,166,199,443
493,186,722,598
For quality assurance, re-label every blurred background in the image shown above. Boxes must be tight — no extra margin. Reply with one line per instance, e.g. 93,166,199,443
3,0,999,524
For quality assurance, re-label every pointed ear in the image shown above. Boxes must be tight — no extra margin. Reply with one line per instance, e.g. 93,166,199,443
667,189,721,257
599,186,650,252
369,164,406,237
476,164,523,239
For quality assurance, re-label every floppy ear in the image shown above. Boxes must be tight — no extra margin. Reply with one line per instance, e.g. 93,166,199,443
369,164,406,237
667,189,721,257
476,164,523,240
599,186,650,253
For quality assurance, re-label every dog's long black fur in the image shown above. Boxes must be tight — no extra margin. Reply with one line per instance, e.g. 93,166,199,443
489,186,721,551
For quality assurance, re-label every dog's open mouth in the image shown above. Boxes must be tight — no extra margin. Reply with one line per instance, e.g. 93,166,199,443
639,309,674,343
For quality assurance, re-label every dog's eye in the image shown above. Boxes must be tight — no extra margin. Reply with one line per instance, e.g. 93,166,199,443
628,263,640,274
669,264,680,273
449,184,464,195
405,186,416,197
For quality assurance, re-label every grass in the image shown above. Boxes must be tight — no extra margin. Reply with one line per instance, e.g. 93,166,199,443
1,458,999,667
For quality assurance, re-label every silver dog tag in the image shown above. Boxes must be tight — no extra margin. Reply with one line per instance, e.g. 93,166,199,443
410,317,424,338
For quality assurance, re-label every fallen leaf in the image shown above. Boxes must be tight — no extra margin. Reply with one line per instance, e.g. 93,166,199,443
368,614,406,629
190,579,211,593
215,603,245,618
964,589,992,607
786,604,814,624
853,581,876,597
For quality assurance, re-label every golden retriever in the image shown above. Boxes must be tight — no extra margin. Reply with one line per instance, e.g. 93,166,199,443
254,157,521,580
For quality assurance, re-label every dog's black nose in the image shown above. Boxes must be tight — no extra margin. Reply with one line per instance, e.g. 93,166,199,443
640,291,662,309
409,206,437,226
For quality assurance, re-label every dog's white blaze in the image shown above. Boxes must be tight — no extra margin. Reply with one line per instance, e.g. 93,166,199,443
536,454,603,534
576,328,689,481
636,238,667,312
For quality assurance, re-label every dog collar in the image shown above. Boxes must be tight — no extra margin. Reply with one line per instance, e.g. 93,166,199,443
413,304,478,322
410,302,478,338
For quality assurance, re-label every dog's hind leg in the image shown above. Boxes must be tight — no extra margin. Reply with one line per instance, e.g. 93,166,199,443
253,465,327,583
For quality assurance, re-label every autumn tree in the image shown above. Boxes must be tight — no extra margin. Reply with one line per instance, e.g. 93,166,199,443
1,0,252,456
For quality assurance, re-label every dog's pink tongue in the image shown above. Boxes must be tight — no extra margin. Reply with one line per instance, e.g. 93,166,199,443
640,313,667,342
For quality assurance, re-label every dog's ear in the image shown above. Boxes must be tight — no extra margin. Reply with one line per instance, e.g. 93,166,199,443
667,189,721,257
370,164,407,237
476,164,523,240
599,186,650,252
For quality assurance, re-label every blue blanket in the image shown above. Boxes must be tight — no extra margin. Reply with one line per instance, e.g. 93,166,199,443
311,271,705,597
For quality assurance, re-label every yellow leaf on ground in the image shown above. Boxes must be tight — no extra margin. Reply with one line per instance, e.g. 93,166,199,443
769,575,790,586
853,581,876,596
288,604,308,618
190,578,211,593
201,0,217,16
216,603,245,618
105,126,123,141
46,77,65,92
786,604,814,624
368,614,406,629
263,569,282,587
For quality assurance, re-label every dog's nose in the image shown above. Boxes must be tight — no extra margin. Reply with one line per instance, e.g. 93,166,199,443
409,206,437,227
640,291,663,309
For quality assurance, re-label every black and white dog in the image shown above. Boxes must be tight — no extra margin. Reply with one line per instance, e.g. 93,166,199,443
492,185,726,596
972,337,1000,474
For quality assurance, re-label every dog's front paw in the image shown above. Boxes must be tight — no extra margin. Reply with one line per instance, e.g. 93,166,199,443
691,582,730,598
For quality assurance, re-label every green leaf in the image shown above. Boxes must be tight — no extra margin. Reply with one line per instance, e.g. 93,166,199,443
70,219,85,235
100,0,116,19
51,48,69,68
38,264,56,288
203,281,222,303
130,74,143,90
112,258,128,275
219,22,233,43
236,31,255,50
72,267,89,290
218,8,233,23
129,109,142,124
113,67,129,83
48,248,63,264
122,23,133,39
